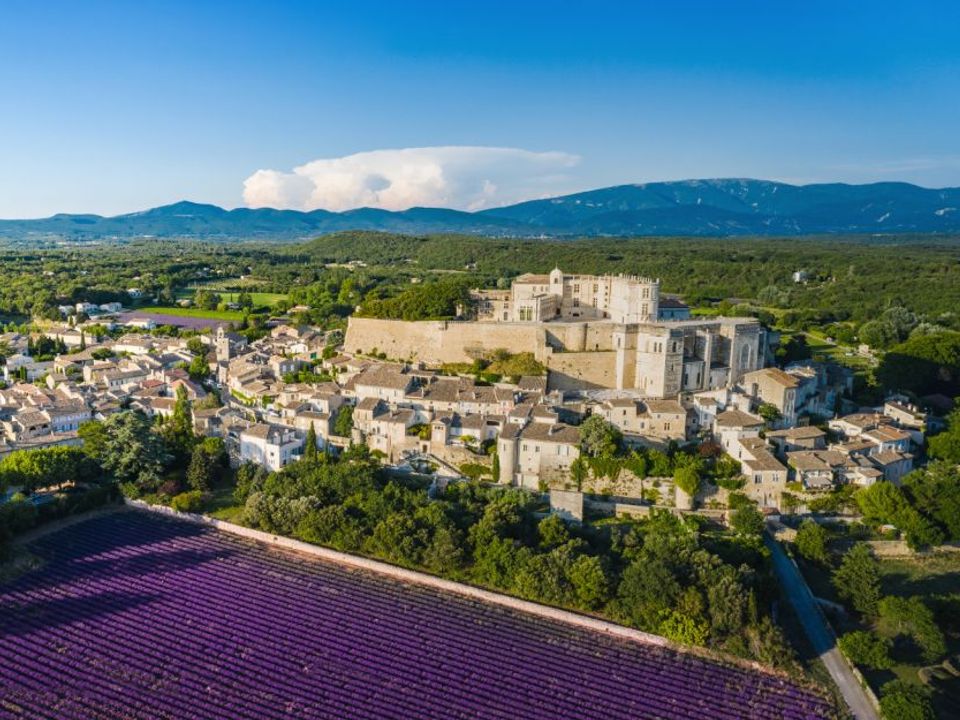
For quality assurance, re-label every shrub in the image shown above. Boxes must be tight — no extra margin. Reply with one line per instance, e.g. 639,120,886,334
879,680,935,720
171,490,204,513
794,519,828,564
458,463,489,481
119,482,141,499
730,506,765,536
673,466,700,496
837,630,893,669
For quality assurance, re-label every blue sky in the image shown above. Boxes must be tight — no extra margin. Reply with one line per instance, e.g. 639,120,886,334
1,0,959,217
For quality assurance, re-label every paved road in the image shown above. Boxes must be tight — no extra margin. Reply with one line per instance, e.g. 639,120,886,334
765,535,880,720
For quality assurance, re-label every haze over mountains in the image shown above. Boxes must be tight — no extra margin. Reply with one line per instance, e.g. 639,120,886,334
2,179,959,242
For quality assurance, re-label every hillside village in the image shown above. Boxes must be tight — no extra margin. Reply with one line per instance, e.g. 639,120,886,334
0,268,932,521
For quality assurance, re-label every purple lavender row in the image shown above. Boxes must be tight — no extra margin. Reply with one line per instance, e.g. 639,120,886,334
5,516,824,720
5,516,832,720
11,532,780,720
1,513,833,720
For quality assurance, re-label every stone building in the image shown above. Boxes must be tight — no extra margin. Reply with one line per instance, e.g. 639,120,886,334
497,420,581,490
348,268,764,398
475,268,660,324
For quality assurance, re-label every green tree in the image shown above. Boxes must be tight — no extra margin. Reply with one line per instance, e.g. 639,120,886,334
876,331,960,396
730,505,765,536
927,408,960,463
878,596,946,663
0,446,93,493
837,630,893,669
833,543,881,616
185,439,224,492
186,337,206,355
421,524,465,575
99,411,172,492
333,405,354,438
162,385,197,463
233,461,268,504
194,289,221,310
567,554,610,609
537,514,571,551
856,481,944,550
579,415,622,458
903,461,960,541
794,519,829,563
78,420,109,460
624,450,648,479
879,680,936,720
757,403,782,423
570,456,588,491
304,423,319,463
613,555,680,631
859,319,899,349
187,355,210,381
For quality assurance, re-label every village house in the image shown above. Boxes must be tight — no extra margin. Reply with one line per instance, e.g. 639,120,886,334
239,424,302,472
765,426,828,456
594,397,687,448
497,420,581,490
351,398,419,461
736,436,788,508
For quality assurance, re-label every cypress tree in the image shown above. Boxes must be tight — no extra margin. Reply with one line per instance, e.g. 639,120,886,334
304,423,318,462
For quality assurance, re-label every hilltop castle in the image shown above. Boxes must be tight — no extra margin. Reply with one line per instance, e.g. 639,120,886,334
346,268,765,397
474,268,660,324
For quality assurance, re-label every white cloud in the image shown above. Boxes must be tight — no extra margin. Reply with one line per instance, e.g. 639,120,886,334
242,146,581,212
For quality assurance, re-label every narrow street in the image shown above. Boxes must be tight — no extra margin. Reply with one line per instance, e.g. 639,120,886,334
765,535,880,720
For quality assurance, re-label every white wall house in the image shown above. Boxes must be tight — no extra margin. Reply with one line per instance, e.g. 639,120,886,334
239,423,302,472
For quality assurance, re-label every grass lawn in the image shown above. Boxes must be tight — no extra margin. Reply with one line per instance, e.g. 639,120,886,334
145,306,246,321
202,487,244,522
223,291,287,307
802,330,876,371
184,277,271,290
176,289,288,308
879,554,960,598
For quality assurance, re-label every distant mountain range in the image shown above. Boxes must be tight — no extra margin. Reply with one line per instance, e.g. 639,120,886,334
2,179,959,242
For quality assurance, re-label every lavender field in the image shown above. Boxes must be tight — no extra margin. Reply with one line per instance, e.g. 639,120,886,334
116,311,233,331
0,512,834,719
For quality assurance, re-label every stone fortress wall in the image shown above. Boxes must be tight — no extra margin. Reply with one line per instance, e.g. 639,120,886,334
345,314,763,397
345,266,764,397
345,317,616,365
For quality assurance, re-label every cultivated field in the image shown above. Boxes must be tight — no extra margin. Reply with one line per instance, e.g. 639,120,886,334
0,512,833,720
117,309,242,330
